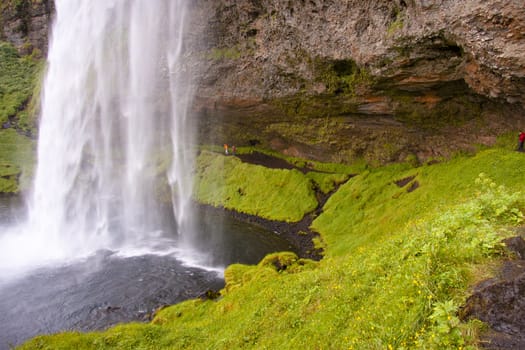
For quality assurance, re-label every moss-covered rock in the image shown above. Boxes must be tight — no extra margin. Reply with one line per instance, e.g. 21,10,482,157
258,251,298,271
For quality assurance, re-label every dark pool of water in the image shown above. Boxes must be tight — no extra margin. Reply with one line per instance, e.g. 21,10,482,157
0,197,296,349
0,252,224,348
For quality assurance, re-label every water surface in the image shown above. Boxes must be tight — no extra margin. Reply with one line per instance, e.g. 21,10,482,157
0,197,295,349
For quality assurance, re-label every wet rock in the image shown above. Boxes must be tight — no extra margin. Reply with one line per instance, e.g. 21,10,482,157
460,238,525,349
104,306,121,312
406,181,419,193
503,236,525,259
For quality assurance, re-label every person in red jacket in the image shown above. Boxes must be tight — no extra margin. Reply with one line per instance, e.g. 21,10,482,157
518,131,525,151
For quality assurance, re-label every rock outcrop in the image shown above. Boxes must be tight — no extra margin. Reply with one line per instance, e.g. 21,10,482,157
0,0,54,57
2,0,525,163
188,0,525,163
461,236,525,349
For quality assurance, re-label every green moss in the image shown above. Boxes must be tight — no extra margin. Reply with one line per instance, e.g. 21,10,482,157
225,146,361,174
265,117,343,145
194,151,318,222
312,148,525,257
267,57,373,119
383,81,483,131
496,130,521,150
0,176,18,192
258,251,299,270
313,58,373,97
206,46,242,61
224,263,262,292
387,12,404,36
0,41,43,133
306,171,349,194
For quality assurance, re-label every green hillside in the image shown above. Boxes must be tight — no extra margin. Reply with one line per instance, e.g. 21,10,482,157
20,146,525,349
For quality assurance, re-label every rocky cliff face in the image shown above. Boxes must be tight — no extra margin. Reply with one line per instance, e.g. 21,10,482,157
2,0,525,164
190,0,525,163
0,0,54,57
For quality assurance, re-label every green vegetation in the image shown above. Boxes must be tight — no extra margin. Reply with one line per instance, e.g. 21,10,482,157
0,41,42,133
387,13,404,36
265,118,344,146
312,149,524,257
206,46,242,61
0,41,41,193
19,146,525,349
321,59,372,97
0,128,35,192
267,57,373,119
194,151,318,222
390,88,483,131
306,171,349,194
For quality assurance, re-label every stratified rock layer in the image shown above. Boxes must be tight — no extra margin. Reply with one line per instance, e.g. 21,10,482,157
189,0,525,163
2,0,525,163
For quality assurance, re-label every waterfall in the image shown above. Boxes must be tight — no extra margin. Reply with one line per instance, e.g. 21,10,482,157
0,0,199,275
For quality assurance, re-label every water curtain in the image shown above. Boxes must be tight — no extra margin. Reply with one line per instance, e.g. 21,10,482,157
29,0,196,258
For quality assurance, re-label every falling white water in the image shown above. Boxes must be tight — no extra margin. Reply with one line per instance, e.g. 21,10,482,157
0,0,199,276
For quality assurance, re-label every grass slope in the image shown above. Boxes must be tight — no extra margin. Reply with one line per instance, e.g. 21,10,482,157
20,147,525,349
0,42,42,133
194,151,319,222
313,149,525,257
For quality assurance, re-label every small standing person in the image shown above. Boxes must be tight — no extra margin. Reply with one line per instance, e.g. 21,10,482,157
519,131,525,152
224,144,229,155
231,145,236,155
